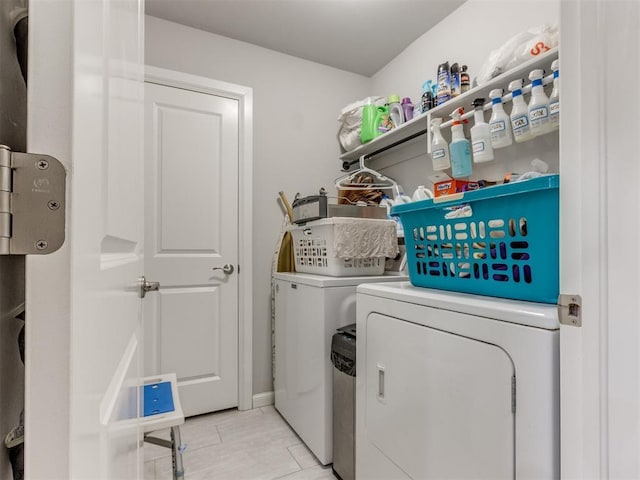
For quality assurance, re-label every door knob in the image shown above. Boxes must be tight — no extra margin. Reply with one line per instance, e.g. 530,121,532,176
138,276,160,298
212,264,234,275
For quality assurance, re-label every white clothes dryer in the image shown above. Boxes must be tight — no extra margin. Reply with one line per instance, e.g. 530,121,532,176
356,282,559,480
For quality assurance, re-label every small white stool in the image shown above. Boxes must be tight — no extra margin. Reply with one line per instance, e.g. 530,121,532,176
141,374,186,480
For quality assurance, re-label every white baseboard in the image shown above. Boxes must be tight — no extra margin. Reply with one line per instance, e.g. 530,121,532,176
252,391,274,408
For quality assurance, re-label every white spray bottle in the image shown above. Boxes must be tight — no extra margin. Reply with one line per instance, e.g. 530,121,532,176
549,60,560,131
528,69,552,136
430,117,451,171
509,79,534,143
470,98,494,163
488,89,513,149
449,107,473,178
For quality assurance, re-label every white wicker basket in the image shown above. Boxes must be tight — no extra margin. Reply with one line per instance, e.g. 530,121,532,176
288,218,387,276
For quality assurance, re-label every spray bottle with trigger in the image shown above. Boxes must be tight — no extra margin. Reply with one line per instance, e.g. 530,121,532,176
430,117,451,171
528,69,553,136
449,107,473,178
488,89,513,149
470,98,494,163
549,60,560,131
509,79,534,143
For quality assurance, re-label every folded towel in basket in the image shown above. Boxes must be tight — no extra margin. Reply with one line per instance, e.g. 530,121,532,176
331,218,399,259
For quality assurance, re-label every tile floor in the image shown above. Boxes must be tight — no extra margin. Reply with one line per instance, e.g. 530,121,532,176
144,405,338,480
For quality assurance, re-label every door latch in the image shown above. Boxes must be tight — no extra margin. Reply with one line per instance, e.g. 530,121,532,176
558,294,582,327
138,276,160,298
0,144,66,254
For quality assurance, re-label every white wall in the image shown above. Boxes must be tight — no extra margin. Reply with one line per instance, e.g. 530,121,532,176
369,0,560,196
145,16,371,395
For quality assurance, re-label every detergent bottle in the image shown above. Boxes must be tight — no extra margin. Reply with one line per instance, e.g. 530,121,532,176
509,79,534,143
470,98,494,163
401,97,414,121
360,97,379,143
449,107,473,178
430,117,451,171
361,98,391,143
528,69,553,136
388,94,404,127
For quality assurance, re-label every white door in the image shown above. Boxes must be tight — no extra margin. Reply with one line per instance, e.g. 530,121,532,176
560,1,640,478
26,0,146,478
69,1,146,478
144,81,239,417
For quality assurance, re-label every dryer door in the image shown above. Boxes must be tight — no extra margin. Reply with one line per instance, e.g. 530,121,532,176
365,312,515,479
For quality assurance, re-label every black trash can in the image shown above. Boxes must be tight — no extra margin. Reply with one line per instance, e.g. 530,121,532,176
331,324,356,480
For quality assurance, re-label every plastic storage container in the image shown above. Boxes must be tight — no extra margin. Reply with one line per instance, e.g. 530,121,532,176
288,218,388,276
390,175,559,303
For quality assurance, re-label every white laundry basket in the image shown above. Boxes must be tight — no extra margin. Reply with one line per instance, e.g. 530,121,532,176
288,218,389,276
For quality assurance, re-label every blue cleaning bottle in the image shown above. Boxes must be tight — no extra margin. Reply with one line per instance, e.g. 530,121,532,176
449,107,473,178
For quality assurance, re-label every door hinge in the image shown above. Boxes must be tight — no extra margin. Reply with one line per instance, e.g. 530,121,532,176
511,375,516,414
0,144,66,255
557,294,582,327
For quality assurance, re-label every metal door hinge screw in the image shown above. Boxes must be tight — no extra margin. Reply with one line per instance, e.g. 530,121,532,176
0,146,66,255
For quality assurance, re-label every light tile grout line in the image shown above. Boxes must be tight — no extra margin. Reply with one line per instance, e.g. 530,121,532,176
286,445,305,471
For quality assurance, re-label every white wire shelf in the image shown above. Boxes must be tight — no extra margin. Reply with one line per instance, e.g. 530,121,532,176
339,47,558,168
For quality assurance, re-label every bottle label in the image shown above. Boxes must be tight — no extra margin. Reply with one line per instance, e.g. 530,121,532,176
432,148,446,160
511,114,530,131
529,106,549,123
490,121,506,133
549,101,560,116
472,140,485,154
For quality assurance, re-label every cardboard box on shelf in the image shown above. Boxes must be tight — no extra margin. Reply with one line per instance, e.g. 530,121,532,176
429,173,479,198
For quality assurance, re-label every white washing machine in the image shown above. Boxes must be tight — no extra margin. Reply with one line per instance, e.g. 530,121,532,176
356,282,559,480
273,272,407,465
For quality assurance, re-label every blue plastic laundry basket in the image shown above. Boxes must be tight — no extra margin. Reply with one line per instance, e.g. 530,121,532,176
391,175,559,303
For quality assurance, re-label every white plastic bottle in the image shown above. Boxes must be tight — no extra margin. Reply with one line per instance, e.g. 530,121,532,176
470,98,494,163
549,60,560,131
509,79,535,143
528,69,553,136
449,108,473,178
388,94,404,128
488,89,513,148
430,117,451,171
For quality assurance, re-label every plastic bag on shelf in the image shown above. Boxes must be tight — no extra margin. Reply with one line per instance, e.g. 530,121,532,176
476,24,559,85
337,96,385,152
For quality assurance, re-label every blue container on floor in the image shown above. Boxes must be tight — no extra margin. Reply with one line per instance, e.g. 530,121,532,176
391,175,559,304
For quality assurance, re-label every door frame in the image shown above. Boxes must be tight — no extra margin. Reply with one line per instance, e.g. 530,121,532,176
144,66,253,411
560,1,640,478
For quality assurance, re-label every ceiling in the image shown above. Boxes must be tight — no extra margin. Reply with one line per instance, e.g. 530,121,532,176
145,0,467,77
